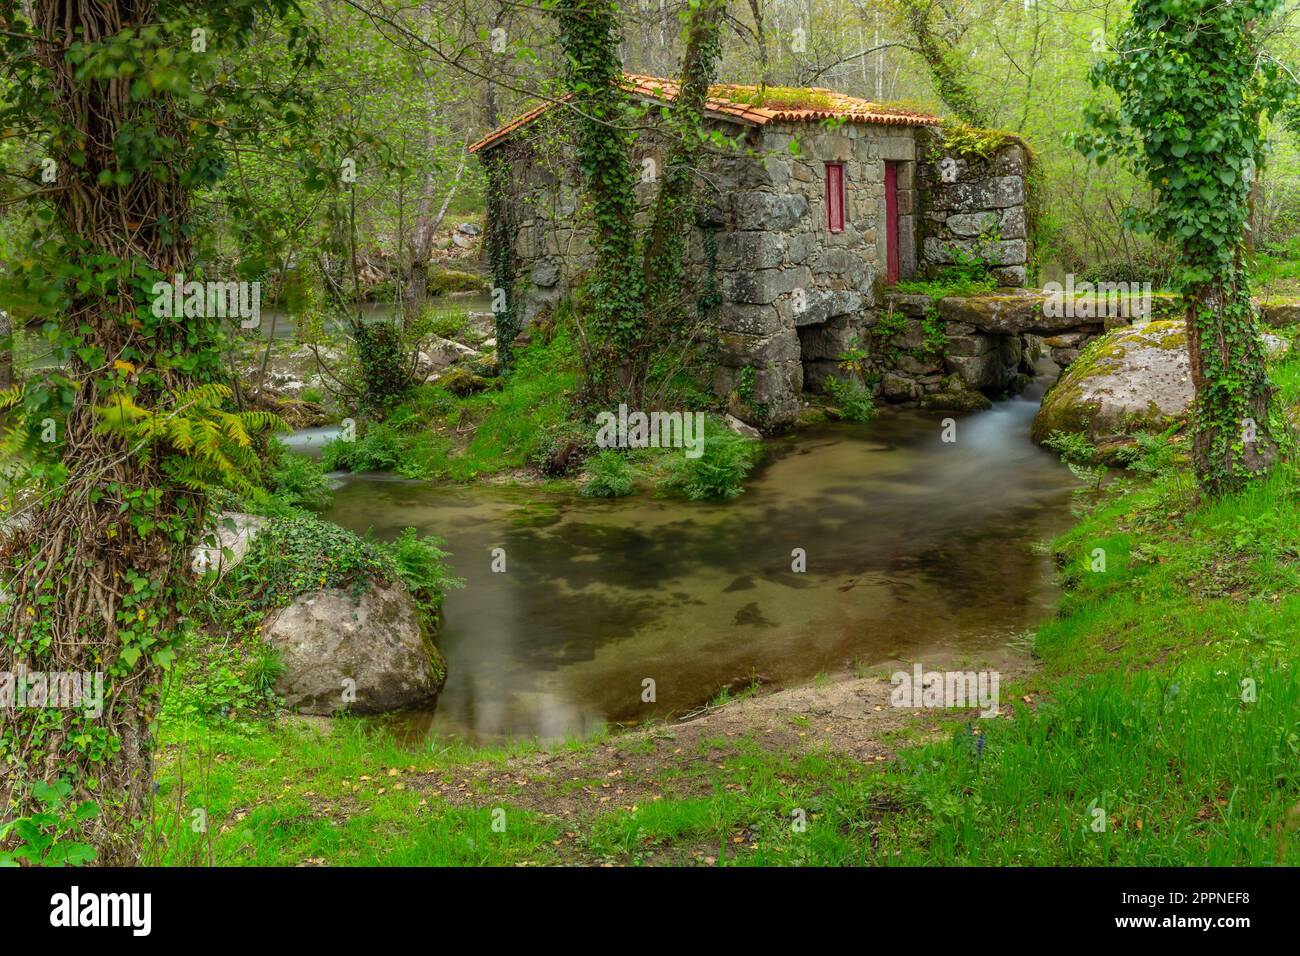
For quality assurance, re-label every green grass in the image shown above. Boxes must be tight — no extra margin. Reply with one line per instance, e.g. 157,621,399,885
153,721,559,866
156,345,1300,867
317,328,579,482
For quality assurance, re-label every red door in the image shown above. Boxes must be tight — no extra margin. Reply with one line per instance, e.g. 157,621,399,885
884,161,899,285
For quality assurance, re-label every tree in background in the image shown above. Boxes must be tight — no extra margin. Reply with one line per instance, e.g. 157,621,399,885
1082,0,1295,495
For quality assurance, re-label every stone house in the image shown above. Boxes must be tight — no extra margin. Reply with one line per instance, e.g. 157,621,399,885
469,74,1033,427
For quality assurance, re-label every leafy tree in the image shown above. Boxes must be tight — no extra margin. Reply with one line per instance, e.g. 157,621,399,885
0,0,319,864
1080,0,1296,495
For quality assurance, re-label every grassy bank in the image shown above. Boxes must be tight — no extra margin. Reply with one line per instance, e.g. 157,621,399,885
285,319,766,501
152,343,1300,867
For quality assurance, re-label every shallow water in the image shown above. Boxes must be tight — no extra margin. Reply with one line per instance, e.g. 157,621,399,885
321,380,1077,744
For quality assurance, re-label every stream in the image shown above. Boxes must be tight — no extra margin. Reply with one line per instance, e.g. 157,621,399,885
316,373,1077,744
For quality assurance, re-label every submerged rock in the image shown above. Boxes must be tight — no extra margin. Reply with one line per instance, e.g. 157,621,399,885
920,389,993,412
262,581,445,715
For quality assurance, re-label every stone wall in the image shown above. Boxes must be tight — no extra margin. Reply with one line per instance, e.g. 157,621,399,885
917,130,1031,287
481,111,1037,429
710,121,924,426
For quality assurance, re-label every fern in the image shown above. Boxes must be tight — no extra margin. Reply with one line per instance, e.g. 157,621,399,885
94,384,287,496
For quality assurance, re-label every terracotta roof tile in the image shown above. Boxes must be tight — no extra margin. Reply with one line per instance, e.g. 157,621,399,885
468,73,939,154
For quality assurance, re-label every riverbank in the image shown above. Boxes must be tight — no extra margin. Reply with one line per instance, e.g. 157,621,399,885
154,342,1300,863
144,318,1300,866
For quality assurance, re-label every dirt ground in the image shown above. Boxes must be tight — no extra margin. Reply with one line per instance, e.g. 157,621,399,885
398,660,1036,823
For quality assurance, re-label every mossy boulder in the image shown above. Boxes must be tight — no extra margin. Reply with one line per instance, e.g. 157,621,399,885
438,366,492,396
1033,321,1290,457
920,389,993,412
427,268,488,295
262,581,446,715
1260,299,1300,328
1032,320,1194,454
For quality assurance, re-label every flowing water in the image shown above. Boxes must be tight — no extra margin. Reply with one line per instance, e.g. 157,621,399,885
319,375,1077,744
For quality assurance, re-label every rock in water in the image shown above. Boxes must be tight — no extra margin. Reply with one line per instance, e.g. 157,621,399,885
723,414,763,440
262,581,445,715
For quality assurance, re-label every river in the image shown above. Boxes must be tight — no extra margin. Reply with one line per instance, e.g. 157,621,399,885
318,375,1077,744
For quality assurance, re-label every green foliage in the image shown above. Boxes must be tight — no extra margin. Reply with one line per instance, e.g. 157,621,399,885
1043,429,1099,467
1044,429,1108,495
94,382,287,495
161,641,281,724
1076,255,1172,290
935,122,1024,161
222,513,398,613
664,417,762,501
823,375,878,423
1116,425,1186,480
0,779,98,867
352,321,412,410
268,448,334,511
921,306,947,355
321,422,405,472
580,449,635,498
388,528,464,620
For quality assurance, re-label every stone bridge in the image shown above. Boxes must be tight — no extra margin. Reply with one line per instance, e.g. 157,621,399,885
877,289,1297,404
878,290,1164,399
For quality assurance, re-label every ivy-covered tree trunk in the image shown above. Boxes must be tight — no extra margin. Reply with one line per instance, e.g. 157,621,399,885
1184,274,1277,493
554,0,729,405
637,0,727,387
1088,0,1286,496
0,0,200,866
0,308,11,390
894,0,991,128
0,0,306,866
553,0,644,401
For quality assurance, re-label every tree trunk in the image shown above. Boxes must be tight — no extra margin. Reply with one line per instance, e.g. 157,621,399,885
553,0,644,401
635,0,727,397
898,0,991,128
0,308,12,390
0,0,200,866
1184,277,1277,496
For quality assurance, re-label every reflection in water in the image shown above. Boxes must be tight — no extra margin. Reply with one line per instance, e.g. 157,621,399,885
322,380,1077,744
279,425,343,458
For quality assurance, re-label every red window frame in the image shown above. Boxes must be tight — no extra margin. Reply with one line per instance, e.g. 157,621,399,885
825,162,845,233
